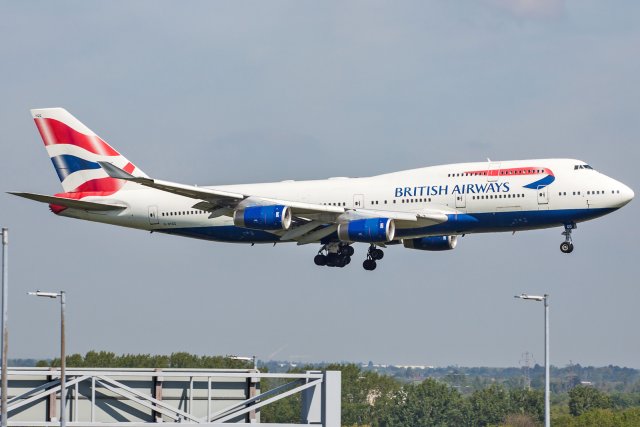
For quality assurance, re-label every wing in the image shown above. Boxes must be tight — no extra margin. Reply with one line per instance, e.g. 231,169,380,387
9,192,126,211
98,162,449,241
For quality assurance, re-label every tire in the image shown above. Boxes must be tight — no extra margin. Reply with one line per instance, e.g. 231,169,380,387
341,246,355,257
567,242,574,253
560,242,572,253
314,254,327,266
326,253,339,267
371,248,384,260
363,259,377,271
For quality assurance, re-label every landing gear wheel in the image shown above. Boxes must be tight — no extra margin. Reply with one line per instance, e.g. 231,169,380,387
314,254,327,266
326,253,339,267
340,245,355,257
371,248,384,260
560,242,574,254
363,259,377,271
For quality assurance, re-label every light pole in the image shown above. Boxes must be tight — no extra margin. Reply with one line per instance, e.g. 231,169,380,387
1,228,8,427
515,293,549,427
28,291,66,427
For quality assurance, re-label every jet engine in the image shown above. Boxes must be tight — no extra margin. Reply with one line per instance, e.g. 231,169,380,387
403,235,458,251
233,205,292,230
337,218,395,243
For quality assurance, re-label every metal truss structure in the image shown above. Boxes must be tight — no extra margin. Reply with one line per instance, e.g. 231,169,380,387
3,367,340,426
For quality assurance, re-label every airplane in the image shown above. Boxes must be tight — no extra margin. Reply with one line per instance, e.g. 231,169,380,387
10,108,634,271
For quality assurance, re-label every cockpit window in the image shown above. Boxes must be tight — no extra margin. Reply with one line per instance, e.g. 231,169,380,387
574,164,594,170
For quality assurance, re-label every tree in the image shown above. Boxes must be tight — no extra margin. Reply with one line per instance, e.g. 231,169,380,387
499,413,538,427
468,384,510,426
568,385,612,416
384,378,469,426
323,363,401,426
508,388,544,422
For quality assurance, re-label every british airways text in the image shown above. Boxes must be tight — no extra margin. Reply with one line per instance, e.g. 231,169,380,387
394,182,510,197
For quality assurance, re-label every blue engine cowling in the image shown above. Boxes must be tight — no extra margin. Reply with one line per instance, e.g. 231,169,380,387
403,235,458,251
337,218,395,243
233,205,292,230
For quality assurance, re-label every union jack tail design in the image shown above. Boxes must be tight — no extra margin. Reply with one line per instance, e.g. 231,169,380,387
31,108,147,195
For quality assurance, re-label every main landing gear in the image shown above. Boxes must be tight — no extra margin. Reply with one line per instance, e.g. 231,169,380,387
560,223,576,254
313,243,385,270
314,243,354,268
363,244,384,271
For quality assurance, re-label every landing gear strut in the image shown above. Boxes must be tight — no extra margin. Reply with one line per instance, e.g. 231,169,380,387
363,244,384,271
314,243,353,268
560,223,575,254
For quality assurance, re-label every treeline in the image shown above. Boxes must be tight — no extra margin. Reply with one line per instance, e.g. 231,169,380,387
263,364,640,426
263,364,545,426
32,352,640,426
35,350,253,369
264,361,640,395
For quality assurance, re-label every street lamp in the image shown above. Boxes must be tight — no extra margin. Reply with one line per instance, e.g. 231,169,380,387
1,228,8,427
514,293,549,427
28,291,66,427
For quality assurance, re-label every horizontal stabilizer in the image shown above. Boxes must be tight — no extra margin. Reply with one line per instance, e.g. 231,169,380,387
8,192,126,211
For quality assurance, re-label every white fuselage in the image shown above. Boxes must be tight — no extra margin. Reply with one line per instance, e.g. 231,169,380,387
57,158,633,244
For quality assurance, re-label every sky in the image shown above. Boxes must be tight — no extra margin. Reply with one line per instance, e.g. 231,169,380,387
1,1,639,368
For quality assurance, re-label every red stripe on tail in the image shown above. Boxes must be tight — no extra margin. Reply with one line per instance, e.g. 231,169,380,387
34,117,120,156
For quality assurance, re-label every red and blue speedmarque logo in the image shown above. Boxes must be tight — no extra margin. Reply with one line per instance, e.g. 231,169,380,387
465,167,556,189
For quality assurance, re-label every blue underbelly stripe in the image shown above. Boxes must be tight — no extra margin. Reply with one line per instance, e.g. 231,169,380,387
159,208,616,243
160,226,278,242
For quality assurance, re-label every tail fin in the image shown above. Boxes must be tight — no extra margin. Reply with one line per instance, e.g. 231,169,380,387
31,108,147,194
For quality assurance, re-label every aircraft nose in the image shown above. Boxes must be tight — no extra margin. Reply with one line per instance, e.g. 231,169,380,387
623,185,634,203
616,183,634,206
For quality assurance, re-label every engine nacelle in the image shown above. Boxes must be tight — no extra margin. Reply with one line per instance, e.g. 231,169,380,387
337,218,395,243
403,235,458,251
233,205,292,230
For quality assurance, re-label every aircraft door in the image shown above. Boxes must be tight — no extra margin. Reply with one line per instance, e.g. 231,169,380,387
353,194,364,208
455,193,466,209
148,206,159,225
537,186,549,206
487,162,501,182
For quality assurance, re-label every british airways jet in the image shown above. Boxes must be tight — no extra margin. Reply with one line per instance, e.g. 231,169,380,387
10,108,634,270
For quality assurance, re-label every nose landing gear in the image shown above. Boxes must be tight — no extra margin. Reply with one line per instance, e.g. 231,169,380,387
560,223,575,253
